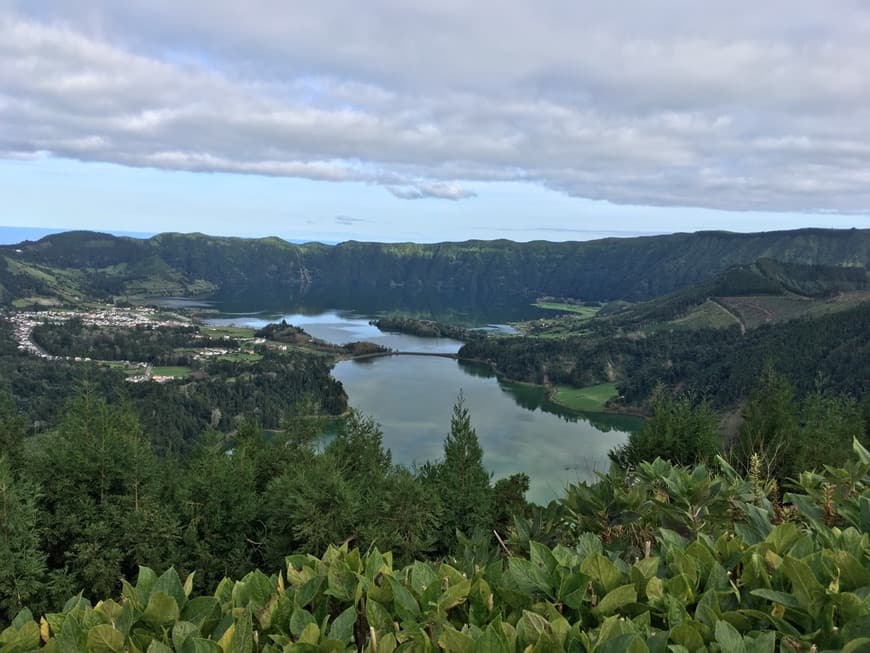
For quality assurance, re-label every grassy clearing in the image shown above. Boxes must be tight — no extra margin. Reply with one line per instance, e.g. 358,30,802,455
552,383,618,412
513,316,596,339
12,294,64,308
101,361,144,376
152,366,191,378
217,352,262,363
201,325,256,338
669,300,741,330
533,302,600,318
718,294,869,329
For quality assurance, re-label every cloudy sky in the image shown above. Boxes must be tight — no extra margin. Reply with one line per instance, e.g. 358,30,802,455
2,1,869,242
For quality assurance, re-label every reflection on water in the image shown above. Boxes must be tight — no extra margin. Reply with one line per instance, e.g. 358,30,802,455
335,356,637,504
206,309,465,354
189,289,549,325
156,298,639,504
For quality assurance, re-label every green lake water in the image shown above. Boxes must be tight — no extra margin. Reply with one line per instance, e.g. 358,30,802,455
201,304,641,504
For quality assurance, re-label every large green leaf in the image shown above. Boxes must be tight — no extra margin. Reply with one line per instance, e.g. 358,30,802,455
147,642,173,653
325,561,357,602
410,562,438,598
172,621,199,651
220,612,253,653
142,592,180,628
596,633,649,653
593,585,637,618
365,599,392,631
508,558,553,596
781,557,824,614
437,577,472,612
386,576,420,620
294,575,325,609
86,624,126,653
135,567,159,604
180,597,221,636
154,568,188,612
580,553,623,593
0,620,41,653
749,589,801,610
668,622,704,650
437,625,474,653
289,608,316,637
530,541,559,577
327,606,356,643
182,638,223,653
714,620,746,653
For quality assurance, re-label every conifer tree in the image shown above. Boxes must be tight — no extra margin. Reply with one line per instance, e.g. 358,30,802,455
733,366,798,481
611,386,719,468
27,388,176,598
432,394,492,550
0,456,45,622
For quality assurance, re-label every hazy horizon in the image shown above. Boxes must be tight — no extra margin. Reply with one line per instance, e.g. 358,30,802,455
2,223,866,249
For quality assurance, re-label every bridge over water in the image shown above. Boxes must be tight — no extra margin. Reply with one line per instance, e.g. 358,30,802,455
351,350,460,361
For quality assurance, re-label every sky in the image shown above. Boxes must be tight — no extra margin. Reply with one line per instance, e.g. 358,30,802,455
1,1,869,243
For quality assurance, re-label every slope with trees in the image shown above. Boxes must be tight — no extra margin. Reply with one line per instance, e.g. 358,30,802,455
3,228,868,310
2,409,869,650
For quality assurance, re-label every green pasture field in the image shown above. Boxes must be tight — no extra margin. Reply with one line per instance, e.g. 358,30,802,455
552,382,618,412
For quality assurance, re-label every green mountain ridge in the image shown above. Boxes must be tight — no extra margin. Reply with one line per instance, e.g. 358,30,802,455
602,257,869,329
2,228,868,309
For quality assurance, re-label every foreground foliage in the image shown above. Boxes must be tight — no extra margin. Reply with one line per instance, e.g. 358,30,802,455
4,440,869,652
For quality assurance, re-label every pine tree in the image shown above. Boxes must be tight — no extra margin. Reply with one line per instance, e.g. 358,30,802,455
733,366,798,481
27,388,177,598
0,456,46,622
432,394,492,550
611,386,719,468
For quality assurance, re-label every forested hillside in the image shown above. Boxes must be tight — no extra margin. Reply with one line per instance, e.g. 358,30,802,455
2,387,869,651
0,317,347,451
595,258,868,329
2,228,868,309
461,301,870,408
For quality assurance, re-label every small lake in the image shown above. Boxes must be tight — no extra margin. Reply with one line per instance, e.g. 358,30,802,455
166,300,640,504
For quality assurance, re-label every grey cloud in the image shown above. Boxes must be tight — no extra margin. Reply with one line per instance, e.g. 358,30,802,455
3,3,870,212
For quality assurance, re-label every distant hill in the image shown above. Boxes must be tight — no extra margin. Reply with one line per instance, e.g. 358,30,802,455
1,228,868,309
602,258,869,330
0,226,155,245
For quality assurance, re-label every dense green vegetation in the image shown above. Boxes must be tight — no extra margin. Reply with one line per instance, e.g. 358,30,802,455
255,320,389,357
3,398,869,649
609,391,721,469
0,318,346,451
32,321,237,365
372,317,480,342
461,302,870,410
1,228,868,650
2,229,868,311
590,259,868,332
0,389,529,624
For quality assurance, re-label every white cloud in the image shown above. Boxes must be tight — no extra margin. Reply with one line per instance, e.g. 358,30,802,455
3,2,870,211
387,183,476,201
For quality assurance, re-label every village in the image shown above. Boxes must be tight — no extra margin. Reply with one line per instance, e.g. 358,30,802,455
4,305,240,382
